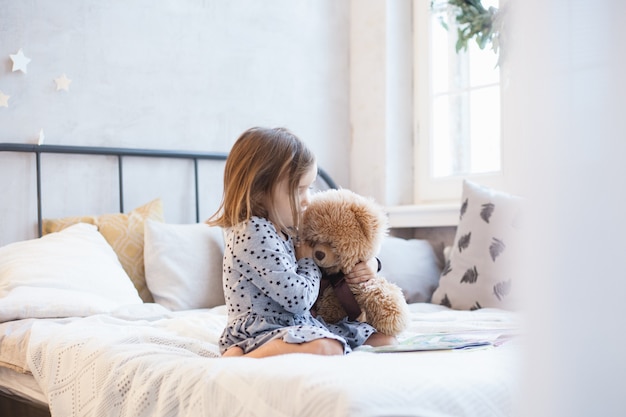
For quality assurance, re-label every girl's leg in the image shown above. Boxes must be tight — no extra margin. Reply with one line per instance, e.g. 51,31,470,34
243,338,343,358
222,346,245,357
364,332,396,347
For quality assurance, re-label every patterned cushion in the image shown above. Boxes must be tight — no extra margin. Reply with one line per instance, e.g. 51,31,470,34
431,180,522,310
42,199,164,302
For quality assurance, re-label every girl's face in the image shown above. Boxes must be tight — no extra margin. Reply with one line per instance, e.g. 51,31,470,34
270,163,317,229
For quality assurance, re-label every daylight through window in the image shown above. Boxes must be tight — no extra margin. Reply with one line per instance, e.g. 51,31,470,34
429,0,501,178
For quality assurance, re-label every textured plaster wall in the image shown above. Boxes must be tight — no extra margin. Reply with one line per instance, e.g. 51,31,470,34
349,0,413,206
0,0,351,244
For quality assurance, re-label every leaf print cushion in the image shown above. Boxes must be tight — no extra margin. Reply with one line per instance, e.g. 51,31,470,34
431,180,523,310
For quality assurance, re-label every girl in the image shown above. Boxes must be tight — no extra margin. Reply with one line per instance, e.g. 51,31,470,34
208,127,394,358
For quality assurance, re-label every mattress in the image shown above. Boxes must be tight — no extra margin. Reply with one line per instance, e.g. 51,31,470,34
1,302,520,417
0,366,47,406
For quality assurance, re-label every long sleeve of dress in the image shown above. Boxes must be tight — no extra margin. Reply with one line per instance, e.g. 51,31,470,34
223,217,321,317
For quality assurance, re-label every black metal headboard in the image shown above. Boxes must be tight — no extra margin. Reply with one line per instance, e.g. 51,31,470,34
0,143,337,237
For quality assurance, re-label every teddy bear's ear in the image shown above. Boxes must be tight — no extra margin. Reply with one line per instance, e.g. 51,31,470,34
351,201,388,253
333,192,388,268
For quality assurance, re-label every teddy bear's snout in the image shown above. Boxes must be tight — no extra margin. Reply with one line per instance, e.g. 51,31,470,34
310,243,340,272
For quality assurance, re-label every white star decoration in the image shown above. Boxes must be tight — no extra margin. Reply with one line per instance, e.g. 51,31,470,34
54,74,72,91
0,91,9,108
9,48,31,73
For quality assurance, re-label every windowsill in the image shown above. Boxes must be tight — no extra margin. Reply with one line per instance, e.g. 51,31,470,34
385,203,460,228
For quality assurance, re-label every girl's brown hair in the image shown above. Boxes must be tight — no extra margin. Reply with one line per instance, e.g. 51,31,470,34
207,127,315,234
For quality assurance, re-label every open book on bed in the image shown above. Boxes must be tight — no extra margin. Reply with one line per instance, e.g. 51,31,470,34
357,329,518,353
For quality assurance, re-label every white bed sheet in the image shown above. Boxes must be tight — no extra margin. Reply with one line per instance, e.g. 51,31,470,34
1,302,520,417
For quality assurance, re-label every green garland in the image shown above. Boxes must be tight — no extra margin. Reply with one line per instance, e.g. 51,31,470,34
431,0,501,54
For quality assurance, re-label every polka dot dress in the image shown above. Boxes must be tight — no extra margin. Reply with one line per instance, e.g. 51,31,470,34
219,217,375,354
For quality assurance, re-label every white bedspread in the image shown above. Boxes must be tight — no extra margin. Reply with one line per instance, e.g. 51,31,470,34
25,303,520,417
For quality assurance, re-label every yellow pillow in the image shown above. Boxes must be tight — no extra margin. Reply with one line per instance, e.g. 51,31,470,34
42,199,164,303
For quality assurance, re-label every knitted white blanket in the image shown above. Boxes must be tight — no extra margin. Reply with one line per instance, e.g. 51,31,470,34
26,303,520,417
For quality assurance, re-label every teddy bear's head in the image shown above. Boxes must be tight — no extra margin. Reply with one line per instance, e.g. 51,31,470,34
300,189,388,275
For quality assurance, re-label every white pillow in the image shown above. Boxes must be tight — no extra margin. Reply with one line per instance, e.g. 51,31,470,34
0,223,143,322
377,236,441,303
144,220,225,311
431,180,522,310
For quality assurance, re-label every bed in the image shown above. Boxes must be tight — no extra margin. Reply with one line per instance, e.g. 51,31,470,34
0,143,522,417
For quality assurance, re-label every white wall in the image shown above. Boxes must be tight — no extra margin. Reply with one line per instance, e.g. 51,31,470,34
349,0,414,206
0,0,351,245
508,1,626,416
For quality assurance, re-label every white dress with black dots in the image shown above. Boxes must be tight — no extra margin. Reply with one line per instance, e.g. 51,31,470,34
219,216,375,354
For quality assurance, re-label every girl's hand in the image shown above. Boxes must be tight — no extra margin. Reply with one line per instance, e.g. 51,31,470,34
295,240,314,260
345,258,378,285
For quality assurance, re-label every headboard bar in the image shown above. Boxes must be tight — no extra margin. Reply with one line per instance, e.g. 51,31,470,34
0,143,337,236
0,143,230,160
35,151,43,237
1,143,228,236
118,155,124,213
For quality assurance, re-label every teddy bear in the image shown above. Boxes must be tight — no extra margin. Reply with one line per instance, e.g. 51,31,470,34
300,188,410,337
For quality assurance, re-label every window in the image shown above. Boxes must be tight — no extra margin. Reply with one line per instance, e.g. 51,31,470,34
414,0,503,202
